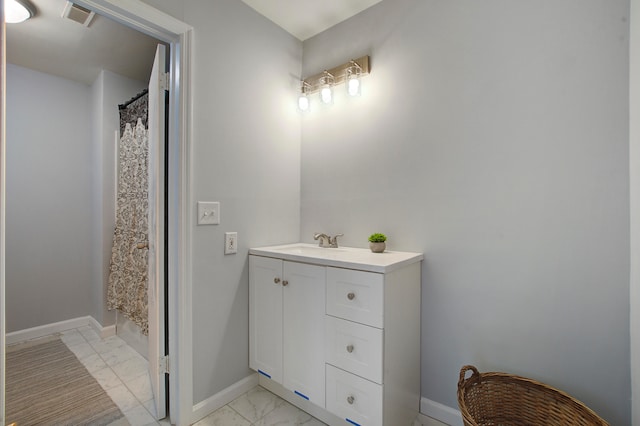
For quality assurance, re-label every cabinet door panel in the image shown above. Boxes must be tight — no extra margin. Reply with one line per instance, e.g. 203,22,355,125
249,256,283,383
283,262,326,407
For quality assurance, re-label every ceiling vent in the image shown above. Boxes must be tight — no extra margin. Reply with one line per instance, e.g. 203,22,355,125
62,2,95,27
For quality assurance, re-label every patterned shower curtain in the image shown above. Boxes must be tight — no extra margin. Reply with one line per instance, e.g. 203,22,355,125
107,91,150,335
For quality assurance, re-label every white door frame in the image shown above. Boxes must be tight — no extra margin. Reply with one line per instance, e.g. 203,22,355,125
0,1,193,425
1,1,6,423
631,0,640,424
75,2,194,424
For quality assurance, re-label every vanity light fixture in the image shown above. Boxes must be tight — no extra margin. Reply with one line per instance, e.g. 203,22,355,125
297,55,370,111
319,71,334,104
5,0,35,23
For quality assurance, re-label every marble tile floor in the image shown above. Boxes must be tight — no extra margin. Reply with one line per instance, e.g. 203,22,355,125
57,326,169,426
193,385,441,426
43,326,441,426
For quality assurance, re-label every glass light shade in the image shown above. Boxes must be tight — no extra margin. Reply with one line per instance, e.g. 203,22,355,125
347,76,361,97
5,0,33,23
320,85,333,104
298,93,310,112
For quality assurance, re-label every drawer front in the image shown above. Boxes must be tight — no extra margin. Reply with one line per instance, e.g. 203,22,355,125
325,316,383,384
326,365,383,426
326,268,384,328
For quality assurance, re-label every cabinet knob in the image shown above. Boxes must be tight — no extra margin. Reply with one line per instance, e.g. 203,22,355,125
346,344,354,353
282,280,289,287
347,292,356,300
347,395,355,405
274,278,281,284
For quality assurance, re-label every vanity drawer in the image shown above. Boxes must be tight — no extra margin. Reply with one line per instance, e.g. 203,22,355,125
326,268,384,328
325,315,383,384
326,364,383,426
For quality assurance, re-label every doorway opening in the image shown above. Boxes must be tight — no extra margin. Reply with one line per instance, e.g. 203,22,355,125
1,0,192,424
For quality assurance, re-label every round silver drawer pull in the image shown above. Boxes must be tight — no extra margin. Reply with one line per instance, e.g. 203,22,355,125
347,395,355,405
282,280,289,286
347,292,356,300
346,345,354,353
274,278,281,284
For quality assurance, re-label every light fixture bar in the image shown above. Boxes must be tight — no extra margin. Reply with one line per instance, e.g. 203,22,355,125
301,55,370,95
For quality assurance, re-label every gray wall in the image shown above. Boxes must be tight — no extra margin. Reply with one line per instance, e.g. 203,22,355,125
138,0,631,422
6,64,146,332
186,0,301,403
140,0,303,404
300,0,630,424
6,64,94,331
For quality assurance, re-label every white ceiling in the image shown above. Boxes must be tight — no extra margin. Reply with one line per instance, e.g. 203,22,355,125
6,0,162,85
6,0,383,85
241,0,383,41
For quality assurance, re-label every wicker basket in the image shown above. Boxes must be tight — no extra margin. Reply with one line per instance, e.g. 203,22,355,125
457,365,609,426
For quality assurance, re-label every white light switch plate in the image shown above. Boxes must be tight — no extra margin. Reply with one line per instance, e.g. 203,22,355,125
197,201,220,225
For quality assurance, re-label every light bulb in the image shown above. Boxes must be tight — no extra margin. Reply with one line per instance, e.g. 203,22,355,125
347,76,361,97
298,93,310,112
321,85,333,104
5,0,33,23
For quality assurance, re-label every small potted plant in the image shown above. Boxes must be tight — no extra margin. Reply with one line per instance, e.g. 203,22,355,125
368,233,387,253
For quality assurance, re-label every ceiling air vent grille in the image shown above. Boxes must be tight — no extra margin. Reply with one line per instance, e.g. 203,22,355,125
62,2,95,27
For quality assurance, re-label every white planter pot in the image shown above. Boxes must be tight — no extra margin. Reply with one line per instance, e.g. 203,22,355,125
369,242,386,253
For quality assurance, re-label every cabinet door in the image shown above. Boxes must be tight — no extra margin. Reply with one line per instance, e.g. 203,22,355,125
283,261,326,407
249,256,283,383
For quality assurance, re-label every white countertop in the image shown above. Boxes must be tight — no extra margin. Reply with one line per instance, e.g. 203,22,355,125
249,243,423,273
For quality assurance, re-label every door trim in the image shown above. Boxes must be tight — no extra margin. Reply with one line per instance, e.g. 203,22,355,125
61,1,193,424
1,2,6,422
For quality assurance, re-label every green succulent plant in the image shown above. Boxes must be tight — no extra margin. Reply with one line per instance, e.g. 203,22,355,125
368,233,387,243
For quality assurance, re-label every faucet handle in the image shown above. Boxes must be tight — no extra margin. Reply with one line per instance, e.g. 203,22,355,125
329,233,344,248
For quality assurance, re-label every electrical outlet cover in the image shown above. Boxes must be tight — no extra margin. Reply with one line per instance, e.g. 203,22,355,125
225,232,238,254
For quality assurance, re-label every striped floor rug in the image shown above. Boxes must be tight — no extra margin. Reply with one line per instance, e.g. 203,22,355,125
6,336,126,426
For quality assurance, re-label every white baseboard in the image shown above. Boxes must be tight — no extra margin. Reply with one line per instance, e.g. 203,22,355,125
89,316,116,338
187,374,461,426
6,316,115,345
190,374,259,425
421,397,463,426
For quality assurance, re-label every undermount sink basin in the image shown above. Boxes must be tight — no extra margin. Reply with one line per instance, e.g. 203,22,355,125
249,243,424,273
269,244,347,255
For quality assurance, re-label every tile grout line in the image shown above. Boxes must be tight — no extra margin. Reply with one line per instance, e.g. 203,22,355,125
227,403,255,424
86,329,158,422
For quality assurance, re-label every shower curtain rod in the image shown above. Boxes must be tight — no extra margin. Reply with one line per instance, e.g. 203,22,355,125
118,89,149,110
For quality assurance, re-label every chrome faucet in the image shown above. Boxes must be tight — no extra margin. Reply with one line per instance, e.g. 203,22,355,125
314,233,343,248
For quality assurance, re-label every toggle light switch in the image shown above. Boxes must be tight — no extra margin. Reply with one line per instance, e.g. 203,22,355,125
197,201,220,225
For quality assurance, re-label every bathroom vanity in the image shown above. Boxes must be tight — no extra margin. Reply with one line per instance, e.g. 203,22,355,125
249,243,423,426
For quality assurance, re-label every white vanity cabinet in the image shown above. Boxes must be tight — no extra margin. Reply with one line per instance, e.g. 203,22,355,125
249,244,423,426
249,255,327,407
